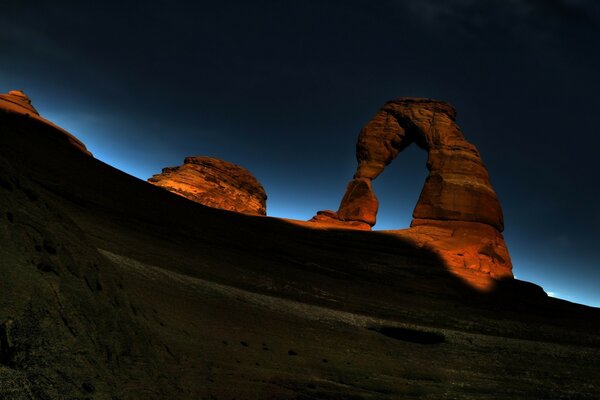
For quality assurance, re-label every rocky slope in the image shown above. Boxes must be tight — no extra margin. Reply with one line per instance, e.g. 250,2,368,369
148,156,267,215
1,93,599,399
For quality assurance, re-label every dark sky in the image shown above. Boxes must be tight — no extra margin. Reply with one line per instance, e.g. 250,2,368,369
1,1,599,307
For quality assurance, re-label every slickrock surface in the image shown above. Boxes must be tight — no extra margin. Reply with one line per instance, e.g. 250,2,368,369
0,90,91,156
148,156,267,215
309,210,371,231
312,98,512,287
398,219,512,290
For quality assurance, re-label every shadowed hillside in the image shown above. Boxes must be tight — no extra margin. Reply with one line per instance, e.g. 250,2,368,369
1,108,599,399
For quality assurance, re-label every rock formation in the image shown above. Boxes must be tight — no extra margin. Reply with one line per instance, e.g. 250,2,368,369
148,156,267,215
0,90,92,156
0,90,39,115
312,98,512,287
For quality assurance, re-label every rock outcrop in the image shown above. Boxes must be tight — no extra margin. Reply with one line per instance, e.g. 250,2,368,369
148,156,267,215
312,98,512,287
0,90,39,115
0,90,92,156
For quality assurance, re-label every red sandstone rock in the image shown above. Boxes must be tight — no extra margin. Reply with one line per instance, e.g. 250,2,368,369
396,220,513,289
336,178,378,226
353,98,503,231
308,210,371,231
311,97,513,285
0,90,92,156
148,156,267,215
0,90,40,115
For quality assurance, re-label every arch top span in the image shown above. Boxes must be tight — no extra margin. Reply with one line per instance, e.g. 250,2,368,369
355,98,458,180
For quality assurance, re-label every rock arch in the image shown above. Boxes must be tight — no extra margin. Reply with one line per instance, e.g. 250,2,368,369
340,98,503,230
311,98,513,286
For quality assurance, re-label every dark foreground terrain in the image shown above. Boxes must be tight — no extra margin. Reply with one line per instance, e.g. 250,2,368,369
1,111,599,399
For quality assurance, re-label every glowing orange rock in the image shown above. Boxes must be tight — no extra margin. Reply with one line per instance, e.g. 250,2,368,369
354,98,503,230
148,156,267,215
0,90,40,115
398,220,512,289
312,98,513,286
336,178,379,226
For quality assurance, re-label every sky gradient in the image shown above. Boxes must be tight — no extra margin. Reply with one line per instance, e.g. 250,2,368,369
1,1,599,306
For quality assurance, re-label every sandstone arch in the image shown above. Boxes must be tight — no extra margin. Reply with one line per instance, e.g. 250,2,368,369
312,98,513,285
340,98,503,230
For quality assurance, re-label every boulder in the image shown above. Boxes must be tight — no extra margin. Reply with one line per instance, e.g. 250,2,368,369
148,156,267,215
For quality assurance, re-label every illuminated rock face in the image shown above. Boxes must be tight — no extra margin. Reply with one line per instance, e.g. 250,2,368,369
336,178,379,226
313,98,512,284
0,90,40,115
148,156,267,215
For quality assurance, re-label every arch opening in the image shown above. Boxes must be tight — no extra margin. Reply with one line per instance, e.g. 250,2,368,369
371,144,428,231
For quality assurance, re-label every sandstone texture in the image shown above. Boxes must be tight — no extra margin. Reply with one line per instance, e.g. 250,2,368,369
400,220,513,290
312,97,512,286
148,156,267,215
353,98,502,230
0,90,92,156
0,90,40,115
309,210,371,231
336,178,379,226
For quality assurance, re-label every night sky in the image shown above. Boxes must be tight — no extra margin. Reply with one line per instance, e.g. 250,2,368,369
1,1,599,307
